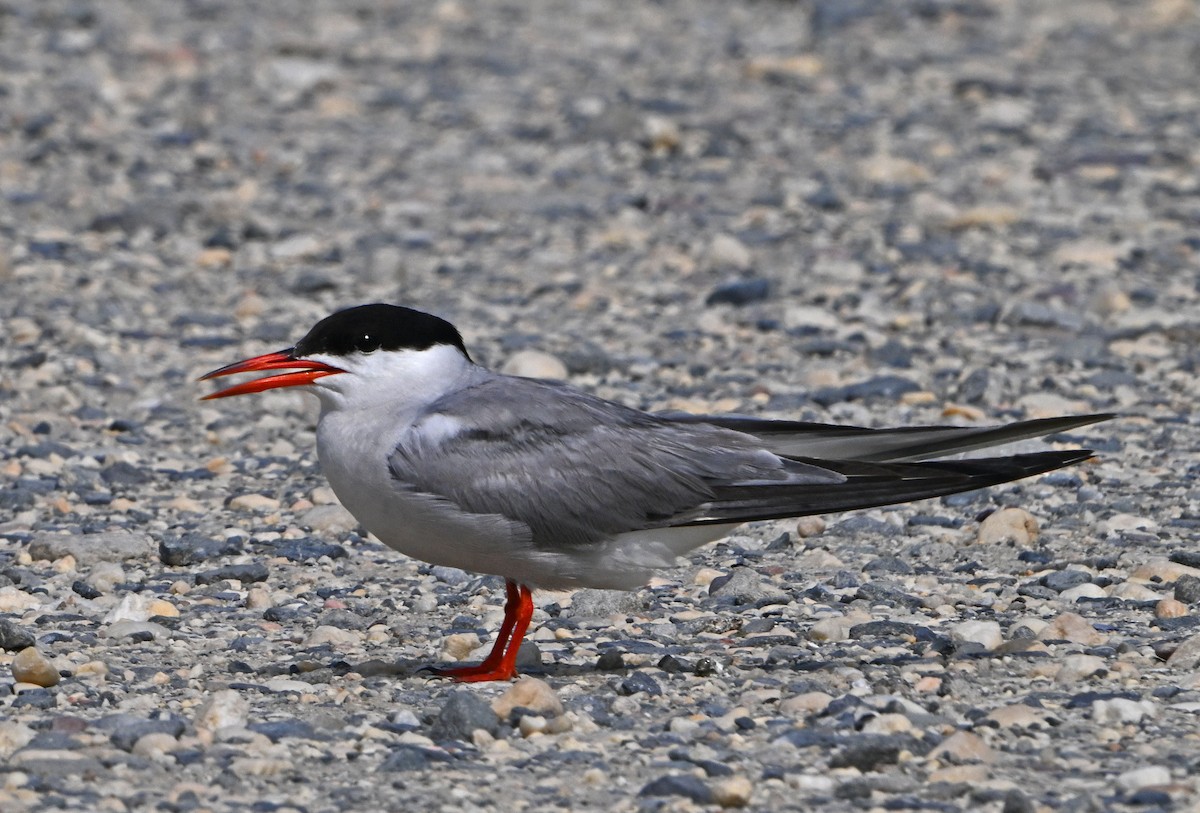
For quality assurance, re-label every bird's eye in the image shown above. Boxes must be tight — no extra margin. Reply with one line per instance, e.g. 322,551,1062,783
356,333,376,353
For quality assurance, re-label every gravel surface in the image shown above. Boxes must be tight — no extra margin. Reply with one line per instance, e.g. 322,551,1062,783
2,1,1199,811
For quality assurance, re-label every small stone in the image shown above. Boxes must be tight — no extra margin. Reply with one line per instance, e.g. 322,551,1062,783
0,619,36,652
808,617,852,642
107,717,186,752
1055,654,1107,683
707,233,752,270
11,647,60,687
705,278,771,307
1038,612,1108,645
28,530,155,565
492,677,563,719
501,350,568,380
711,775,753,808
708,567,786,605
303,626,362,649
195,689,250,736
1093,698,1156,725
780,691,834,717
104,620,172,641
985,704,1048,729
430,691,501,742
829,740,901,772
861,713,913,734
977,507,1038,546
1155,599,1188,619
1130,558,1200,584
300,504,359,535
441,633,481,661
86,562,126,594
929,731,995,764
1166,635,1200,669
951,620,1003,651
0,721,37,757
104,593,153,624
1175,574,1200,604
795,516,826,537
147,599,179,618
1059,583,1107,601
230,494,281,512
639,774,715,804
619,672,662,697
132,732,182,759
0,586,42,612
1043,570,1091,592
195,563,269,585
1116,766,1171,792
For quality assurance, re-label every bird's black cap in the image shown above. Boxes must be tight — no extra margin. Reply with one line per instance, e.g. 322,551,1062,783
292,304,470,360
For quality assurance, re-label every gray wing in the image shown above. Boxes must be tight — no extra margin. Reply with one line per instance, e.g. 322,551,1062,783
387,376,842,548
662,412,1113,462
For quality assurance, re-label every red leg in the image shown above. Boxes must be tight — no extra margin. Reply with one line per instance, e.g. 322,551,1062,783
429,580,534,682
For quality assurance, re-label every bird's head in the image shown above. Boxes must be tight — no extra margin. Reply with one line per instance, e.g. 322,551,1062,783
199,303,472,411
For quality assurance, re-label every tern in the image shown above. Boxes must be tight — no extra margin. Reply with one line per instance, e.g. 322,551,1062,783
201,303,1110,682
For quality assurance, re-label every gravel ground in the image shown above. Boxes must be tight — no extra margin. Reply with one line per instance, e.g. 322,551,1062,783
2,0,1199,810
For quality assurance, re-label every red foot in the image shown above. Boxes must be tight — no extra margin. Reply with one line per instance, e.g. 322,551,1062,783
427,580,533,683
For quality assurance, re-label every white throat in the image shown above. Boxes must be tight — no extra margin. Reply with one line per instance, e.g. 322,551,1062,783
307,343,477,420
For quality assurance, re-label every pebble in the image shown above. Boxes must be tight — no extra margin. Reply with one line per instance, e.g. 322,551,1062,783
795,516,826,537
780,692,833,717
711,775,753,808
639,774,715,804
27,531,155,565
1055,654,1108,683
229,494,282,512
929,731,995,764
1175,574,1200,604
492,677,563,719
501,350,569,380
429,692,501,742
1116,766,1171,792
951,620,1003,651
1038,612,1108,645
706,233,752,270
0,587,42,612
1155,599,1188,619
0,619,36,652
1093,698,1156,725
86,562,126,594
10,647,60,687
1166,634,1200,669
302,626,362,649
195,689,250,736
300,504,359,534
977,508,1039,546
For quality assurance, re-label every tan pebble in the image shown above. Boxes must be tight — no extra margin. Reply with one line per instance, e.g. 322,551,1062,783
170,581,191,596
501,350,568,380
942,403,985,421
807,617,851,642
976,507,1038,546
928,764,990,783
230,493,281,512
51,555,76,574
1056,654,1107,683
167,496,204,513
780,691,833,717
132,732,181,759
862,713,913,734
11,647,60,688
517,715,547,737
692,568,723,587
75,660,107,678
1130,558,1200,584
1028,662,1061,680
147,599,179,618
915,676,942,693
302,626,361,649
0,587,42,612
1157,599,1188,619
441,633,481,661
707,233,752,270
985,704,1047,729
712,775,754,808
205,457,230,474
196,247,232,268
1038,612,1108,645
245,587,273,609
1167,634,1200,669
492,677,563,718
929,731,995,764
900,390,937,406
795,516,826,538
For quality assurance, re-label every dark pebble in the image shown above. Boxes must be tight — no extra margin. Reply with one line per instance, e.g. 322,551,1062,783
429,691,500,742
1175,574,1200,604
14,689,56,709
855,582,922,609
863,556,914,575
316,609,369,630
247,719,317,742
429,566,471,585
100,461,153,487
195,563,269,585
639,774,714,804
160,533,243,566
829,740,901,772
71,580,102,600
596,650,625,671
705,278,770,306
829,515,900,537
693,657,718,677
831,570,860,588
378,744,450,772
273,539,347,562
263,605,310,623
811,375,920,406
0,618,36,651
850,620,920,639
619,672,663,697
1043,570,1091,592
1170,551,1200,569
1126,789,1172,806
1001,788,1036,813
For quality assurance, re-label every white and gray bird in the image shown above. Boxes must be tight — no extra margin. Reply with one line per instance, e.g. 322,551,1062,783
201,303,1110,681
